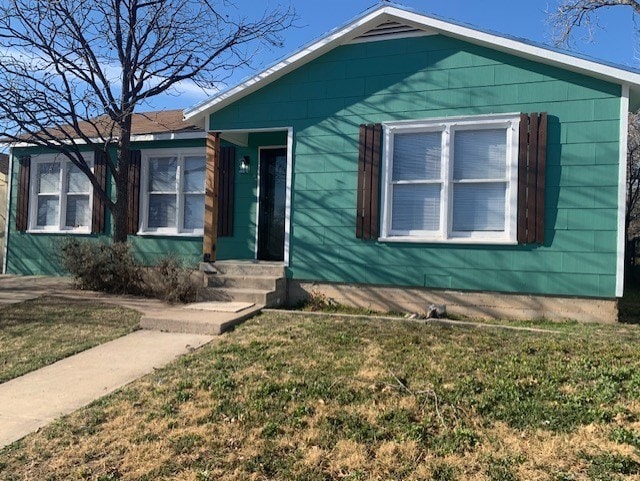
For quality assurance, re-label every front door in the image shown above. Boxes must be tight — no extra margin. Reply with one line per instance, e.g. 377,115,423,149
257,148,287,261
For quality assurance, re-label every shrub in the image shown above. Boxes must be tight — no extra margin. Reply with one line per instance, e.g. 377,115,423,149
60,238,198,303
60,238,144,295
143,256,198,304
302,289,338,311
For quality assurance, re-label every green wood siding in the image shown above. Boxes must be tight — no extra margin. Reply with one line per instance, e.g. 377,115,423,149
210,34,622,298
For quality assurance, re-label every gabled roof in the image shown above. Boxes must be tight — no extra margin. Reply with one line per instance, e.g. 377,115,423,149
184,2,640,123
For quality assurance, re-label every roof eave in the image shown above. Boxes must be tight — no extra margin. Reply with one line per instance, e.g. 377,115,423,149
184,7,397,121
184,5,640,122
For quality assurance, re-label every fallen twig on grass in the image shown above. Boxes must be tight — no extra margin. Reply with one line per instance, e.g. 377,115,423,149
388,369,447,429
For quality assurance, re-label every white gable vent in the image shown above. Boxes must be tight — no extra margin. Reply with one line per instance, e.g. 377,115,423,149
349,21,434,43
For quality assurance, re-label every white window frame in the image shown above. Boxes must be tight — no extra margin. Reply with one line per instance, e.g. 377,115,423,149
28,152,94,234
138,147,206,236
380,113,520,244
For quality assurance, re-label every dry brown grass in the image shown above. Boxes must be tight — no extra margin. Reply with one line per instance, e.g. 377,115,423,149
2,312,640,480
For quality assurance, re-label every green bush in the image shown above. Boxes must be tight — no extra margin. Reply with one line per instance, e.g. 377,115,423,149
60,238,198,303
60,238,144,295
143,255,198,304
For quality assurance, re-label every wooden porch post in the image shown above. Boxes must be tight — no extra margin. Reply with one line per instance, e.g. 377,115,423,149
203,132,220,262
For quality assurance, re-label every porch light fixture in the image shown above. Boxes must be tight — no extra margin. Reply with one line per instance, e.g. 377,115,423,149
240,155,250,174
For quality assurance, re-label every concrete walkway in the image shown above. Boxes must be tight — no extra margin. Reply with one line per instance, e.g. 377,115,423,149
0,275,261,448
0,275,73,304
0,330,213,448
0,275,261,335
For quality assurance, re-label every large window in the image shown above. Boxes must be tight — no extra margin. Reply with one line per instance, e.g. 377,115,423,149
139,148,206,235
28,154,93,233
381,114,520,243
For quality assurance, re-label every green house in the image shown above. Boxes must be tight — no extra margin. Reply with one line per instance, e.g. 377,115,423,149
6,4,640,322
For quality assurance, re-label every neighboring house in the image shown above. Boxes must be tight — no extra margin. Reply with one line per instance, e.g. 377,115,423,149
4,110,207,273
6,4,640,321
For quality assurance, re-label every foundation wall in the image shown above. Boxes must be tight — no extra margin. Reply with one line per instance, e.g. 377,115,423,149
287,281,619,324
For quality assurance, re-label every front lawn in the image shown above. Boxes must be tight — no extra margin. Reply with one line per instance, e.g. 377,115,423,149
0,296,140,383
2,312,640,479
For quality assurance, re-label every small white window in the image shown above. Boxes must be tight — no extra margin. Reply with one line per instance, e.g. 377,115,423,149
29,153,94,233
139,148,206,235
381,113,520,244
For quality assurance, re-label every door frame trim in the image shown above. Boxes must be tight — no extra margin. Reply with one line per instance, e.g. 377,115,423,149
255,141,291,264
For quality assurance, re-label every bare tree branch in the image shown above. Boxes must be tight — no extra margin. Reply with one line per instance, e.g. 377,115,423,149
0,0,295,242
550,0,640,45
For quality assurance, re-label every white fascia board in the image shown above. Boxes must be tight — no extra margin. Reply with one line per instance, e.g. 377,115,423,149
185,5,640,123
11,131,206,148
616,86,630,298
129,131,206,142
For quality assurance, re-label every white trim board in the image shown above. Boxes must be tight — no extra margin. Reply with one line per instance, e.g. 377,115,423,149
616,86,630,298
11,131,206,149
184,4,640,122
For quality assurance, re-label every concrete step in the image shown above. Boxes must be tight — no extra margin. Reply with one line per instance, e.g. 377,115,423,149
200,261,284,277
205,274,285,291
197,287,285,307
140,304,263,335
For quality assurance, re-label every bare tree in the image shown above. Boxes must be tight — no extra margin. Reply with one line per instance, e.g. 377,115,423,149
627,114,640,243
0,0,294,242
550,0,640,44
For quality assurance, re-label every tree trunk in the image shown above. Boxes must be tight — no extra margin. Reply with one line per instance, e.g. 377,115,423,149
112,179,129,242
112,116,133,243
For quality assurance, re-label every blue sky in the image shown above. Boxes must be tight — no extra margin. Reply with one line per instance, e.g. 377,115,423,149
152,0,640,112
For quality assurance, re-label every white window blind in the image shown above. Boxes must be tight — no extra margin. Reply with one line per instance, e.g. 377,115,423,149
392,184,441,231
452,129,507,232
392,132,441,181
391,131,442,233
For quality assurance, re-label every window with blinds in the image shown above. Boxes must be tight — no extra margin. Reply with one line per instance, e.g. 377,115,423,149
381,114,520,243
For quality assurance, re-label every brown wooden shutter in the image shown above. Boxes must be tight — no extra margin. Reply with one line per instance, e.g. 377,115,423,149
217,146,235,237
203,132,220,262
91,150,108,234
127,150,141,235
356,123,382,240
15,155,31,232
517,112,547,244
